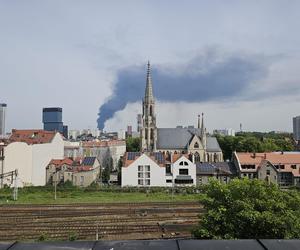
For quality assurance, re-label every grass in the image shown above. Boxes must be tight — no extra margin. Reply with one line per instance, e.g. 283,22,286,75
0,186,201,205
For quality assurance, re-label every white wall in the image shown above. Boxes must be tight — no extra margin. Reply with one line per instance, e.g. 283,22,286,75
3,133,64,187
122,154,166,187
32,133,64,186
172,156,196,186
4,142,32,186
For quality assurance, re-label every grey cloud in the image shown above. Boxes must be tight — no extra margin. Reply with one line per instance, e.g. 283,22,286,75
97,51,270,129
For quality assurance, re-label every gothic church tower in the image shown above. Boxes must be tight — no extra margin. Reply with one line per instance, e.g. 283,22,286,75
141,62,157,152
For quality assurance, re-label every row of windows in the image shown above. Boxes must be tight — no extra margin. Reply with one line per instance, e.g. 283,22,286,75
241,165,256,169
138,165,150,186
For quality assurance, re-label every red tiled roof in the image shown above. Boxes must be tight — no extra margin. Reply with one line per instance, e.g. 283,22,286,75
49,158,73,167
9,129,57,145
236,152,300,177
237,152,300,165
82,140,125,147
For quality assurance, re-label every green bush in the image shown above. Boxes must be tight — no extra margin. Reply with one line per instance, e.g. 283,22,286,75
193,178,300,239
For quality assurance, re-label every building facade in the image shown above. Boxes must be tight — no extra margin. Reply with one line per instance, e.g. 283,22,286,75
43,107,68,138
233,151,300,187
121,152,197,187
293,116,300,141
140,62,223,162
0,103,7,137
46,156,100,187
3,129,64,186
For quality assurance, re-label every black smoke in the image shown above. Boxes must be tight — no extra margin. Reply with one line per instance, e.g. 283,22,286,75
97,52,268,130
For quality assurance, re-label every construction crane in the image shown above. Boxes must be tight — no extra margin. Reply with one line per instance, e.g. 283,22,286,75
0,170,18,201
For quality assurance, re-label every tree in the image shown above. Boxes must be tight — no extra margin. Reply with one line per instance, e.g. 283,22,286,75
102,149,113,183
193,178,300,239
126,137,140,152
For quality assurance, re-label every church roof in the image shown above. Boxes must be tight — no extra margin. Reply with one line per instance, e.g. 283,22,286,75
156,128,222,152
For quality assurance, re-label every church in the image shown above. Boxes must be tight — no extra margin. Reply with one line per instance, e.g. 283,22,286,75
140,62,223,163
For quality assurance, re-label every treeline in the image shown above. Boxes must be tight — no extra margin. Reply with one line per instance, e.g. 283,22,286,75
216,132,295,160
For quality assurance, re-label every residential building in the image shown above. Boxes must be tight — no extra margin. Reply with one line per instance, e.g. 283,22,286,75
121,152,196,187
79,140,126,170
46,156,100,187
293,116,300,141
2,129,64,186
233,151,300,187
196,162,236,185
140,62,223,162
0,103,7,137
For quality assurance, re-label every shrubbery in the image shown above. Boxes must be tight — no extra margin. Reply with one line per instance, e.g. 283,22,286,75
193,178,300,239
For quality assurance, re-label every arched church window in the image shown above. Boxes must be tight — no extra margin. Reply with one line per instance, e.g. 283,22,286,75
214,153,217,162
145,129,148,139
194,142,199,148
150,106,153,116
207,153,210,162
179,161,184,166
184,161,188,166
194,152,200,163
150,129,153,140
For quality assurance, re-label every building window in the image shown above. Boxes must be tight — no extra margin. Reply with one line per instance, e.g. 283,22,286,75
223,176,227,182
179,161,184,166
166,165,171,174
166,179,172,183
194,142,199,148
266,170,270,175
199,177,202,184
292,165,297,169
138,165,150,186
179,169,189,175
194,152,200,163
80,176,84,185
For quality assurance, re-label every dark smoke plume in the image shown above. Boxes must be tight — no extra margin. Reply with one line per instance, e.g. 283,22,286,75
97,52,268,129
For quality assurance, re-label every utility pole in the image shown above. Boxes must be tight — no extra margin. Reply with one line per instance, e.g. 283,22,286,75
54,172,57,200
13,170,18,201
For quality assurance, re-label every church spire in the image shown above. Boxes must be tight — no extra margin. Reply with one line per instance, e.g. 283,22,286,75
197,114,201,129
144,61,154,103
201,113,205,136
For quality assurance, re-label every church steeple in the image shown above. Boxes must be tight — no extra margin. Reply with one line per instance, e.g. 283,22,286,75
197,114,201,129
201,113,205,136
144,61,154,103
141,61,157,152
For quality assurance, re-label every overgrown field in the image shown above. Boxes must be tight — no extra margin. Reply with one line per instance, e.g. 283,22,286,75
0,185,202,204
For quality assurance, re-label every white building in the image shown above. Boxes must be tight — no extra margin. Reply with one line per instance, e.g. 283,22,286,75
213,128,235,136
3,129,64,186
121,152,196,187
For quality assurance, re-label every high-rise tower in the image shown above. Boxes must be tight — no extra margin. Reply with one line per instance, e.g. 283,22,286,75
141,62,157,152
0,103,7,136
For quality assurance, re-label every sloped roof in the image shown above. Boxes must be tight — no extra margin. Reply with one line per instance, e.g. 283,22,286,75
9,129,58,145
82,140,125,147
156,128,221,152
123,152,166,167
237,152,300,165
82,157,96,166
196,162,235,175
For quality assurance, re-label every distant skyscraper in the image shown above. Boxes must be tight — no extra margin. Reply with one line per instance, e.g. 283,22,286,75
42,107,70,138
293,116,300,141
137,114,142,132
0,103,7,136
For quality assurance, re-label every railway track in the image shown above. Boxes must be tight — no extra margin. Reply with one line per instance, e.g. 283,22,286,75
0,202,202,241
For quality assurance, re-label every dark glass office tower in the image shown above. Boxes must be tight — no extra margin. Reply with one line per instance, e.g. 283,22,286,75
43,107,64,133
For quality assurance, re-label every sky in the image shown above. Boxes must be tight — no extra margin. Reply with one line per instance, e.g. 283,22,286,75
0,0,300,133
